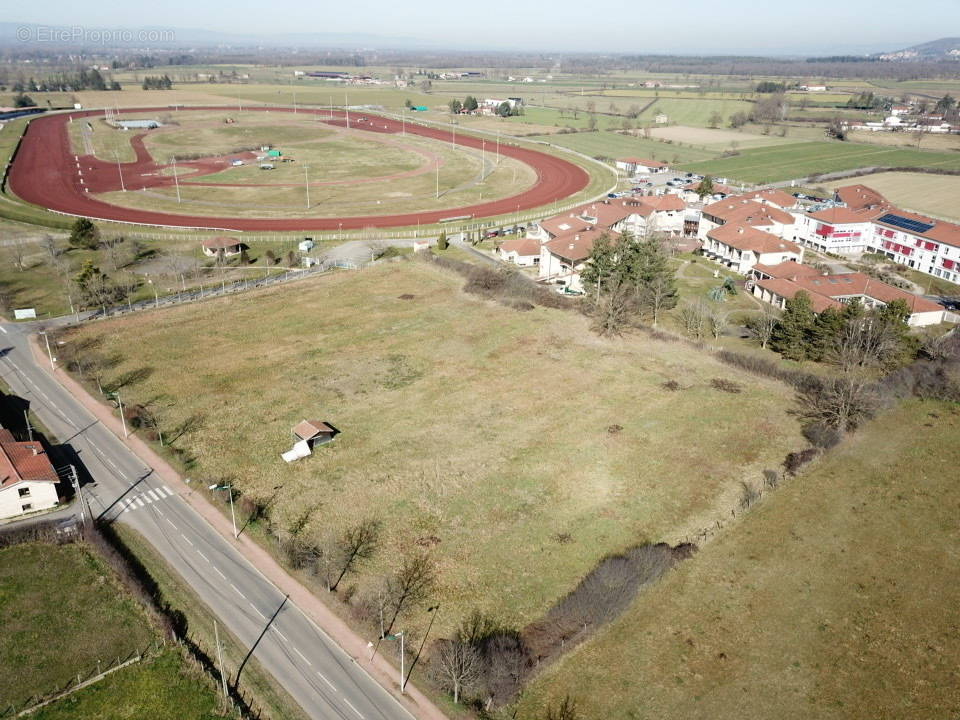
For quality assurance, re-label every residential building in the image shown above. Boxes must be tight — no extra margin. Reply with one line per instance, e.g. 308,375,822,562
796,206,885,254
698,197,796,241
538,229,617,292
870,208,960,284
497,235,542,266
702,224,803,274
0,429,59,520
736,188,799,211
750,265,949,326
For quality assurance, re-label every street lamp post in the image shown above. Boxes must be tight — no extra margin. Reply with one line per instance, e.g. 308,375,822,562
148,277,159,308
385,631,406,693
107,390,128,438
38,330,55,370
171,157,181,203
209,482,238,538
304,166,311,209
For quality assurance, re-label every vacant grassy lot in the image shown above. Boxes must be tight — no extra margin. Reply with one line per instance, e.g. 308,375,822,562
848,129,960,153
681,141,960,184
516,399,960,719
831,172,960,221
648,125,797,151
529,131,717,164
0,542,156,708
636,98,756,127
64,260,803,640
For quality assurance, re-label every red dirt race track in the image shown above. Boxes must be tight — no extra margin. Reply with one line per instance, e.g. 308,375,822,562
8,106,592,231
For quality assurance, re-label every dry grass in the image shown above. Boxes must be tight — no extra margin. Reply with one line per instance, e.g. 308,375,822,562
648,125,797,150
516,399,960,720
64,261,802,639
848,129,960,153
830,171,960,221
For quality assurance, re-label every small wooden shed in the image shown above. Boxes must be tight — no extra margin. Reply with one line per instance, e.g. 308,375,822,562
292,420,338,448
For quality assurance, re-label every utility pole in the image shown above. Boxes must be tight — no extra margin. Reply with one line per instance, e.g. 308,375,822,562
481,140,485,180
405,605,439,689
435,163,439,199
70,465,88,529
214,620,229,701
345,93,350,129
401,108,405,136
24,410,33,442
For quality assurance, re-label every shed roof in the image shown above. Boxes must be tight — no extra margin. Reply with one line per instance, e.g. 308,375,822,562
293,420,335,441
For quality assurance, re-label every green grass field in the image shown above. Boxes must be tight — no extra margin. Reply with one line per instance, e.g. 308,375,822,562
516,399,960,720
62,260,803,644
829,171,960,221
0,542,157,709
680,141,960,184
528,131,718,163
30,651,222,720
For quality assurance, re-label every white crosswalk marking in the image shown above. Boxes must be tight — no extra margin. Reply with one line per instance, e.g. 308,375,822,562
163,485,174,496
146,490,159,502
134,497,145,508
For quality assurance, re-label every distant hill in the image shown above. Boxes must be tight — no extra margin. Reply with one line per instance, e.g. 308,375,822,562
876,38,960,61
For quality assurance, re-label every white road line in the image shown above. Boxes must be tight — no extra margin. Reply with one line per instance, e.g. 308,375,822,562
293,647,312,666
274,628,289,643
146,490,159,501
155,507,164,517
230,583,247,600
213,567,226,579
134,497,145,508
180,534,193,547
166,518,177,530
197,550,209,562
162,485,173,495
0,327,6,334
343,697,364,718
316,672,336,691
250,603,265,619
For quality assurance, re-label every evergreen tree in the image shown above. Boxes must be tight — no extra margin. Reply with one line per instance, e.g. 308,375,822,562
771,291,815,361
69,218,100,250
696,175,715,199
463,96,479,112
807,306,844,361
436,230,448,251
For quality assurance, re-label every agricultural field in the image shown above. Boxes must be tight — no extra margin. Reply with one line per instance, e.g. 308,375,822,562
61,260,805,644
528,131,718,164
647,125,798,151
0,541,157,709
680,140,960,184
516,399,960,720
847,129,960,153
830,171,960,221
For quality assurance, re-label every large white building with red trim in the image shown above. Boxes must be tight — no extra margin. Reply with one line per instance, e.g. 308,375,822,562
795,184,960,286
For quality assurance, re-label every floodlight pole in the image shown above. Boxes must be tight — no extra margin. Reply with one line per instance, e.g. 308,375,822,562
345,93,350,129
435,163,439,199
481,140,485,180
496,132,500,164
171,157,181,203
114,151,126,192
401,108,405,136
304,166,310,209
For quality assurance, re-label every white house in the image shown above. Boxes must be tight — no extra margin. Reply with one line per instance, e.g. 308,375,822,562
0,429,59,520
615,157,668,175
702,224,803,274
497,236,542,266
538,229,616,292
796,206,883,255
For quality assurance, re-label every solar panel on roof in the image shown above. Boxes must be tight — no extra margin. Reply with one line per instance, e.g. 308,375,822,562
878,213,934,234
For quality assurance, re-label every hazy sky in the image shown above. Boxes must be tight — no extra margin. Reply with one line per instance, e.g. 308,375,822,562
8,0,960,54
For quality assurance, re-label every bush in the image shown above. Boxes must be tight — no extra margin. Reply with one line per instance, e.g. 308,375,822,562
739,481,760,509
783,447,820,476
710,378,742,394
802,422,844,449
661,379,681,391
715,349,820,389
762,469,780,489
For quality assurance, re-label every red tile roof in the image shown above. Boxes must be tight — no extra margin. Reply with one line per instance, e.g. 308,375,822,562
578,201,635,227
543,229,618,263
707,224,801,255
751,261,822,280
757,272,944,315
702,198,795,227
498,236,542,257
834,184,888,211
0,429,58,489
537,214,592,238
807,206,885,224
738,188,798,209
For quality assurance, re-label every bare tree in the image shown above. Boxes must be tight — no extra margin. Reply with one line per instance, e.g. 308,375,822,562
796,375,879,431
432,639,482,704
545,695,581,720
746,310,778,349
708,308,728,340
330,518,381,591
383,552,437,636
8,239,28,272
829,316,905,371
640,274,676,327
679,300,708,339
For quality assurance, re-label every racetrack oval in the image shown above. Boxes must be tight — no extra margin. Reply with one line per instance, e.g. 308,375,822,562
9,106,592,231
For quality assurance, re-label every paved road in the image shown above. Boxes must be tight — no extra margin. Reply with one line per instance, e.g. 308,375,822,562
0,320,414,720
